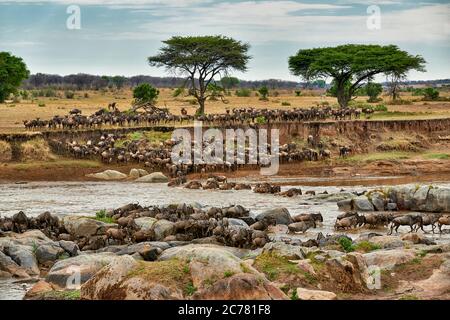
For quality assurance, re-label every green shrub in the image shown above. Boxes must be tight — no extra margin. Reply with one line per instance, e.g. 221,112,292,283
374,104,388,112
338,237,355,252
295,90,301,97
281,101,291,106
423,87,439,101
235,88,252,97
64,91,75,99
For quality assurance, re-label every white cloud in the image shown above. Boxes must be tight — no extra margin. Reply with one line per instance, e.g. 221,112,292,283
103,1,449,45
0,0,208,6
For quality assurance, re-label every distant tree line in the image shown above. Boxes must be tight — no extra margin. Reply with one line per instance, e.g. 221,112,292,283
21,73,322,91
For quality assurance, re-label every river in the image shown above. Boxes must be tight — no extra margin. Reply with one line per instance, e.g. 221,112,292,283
1,179,449,299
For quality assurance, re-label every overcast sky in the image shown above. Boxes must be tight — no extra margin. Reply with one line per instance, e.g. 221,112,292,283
0,0,449,81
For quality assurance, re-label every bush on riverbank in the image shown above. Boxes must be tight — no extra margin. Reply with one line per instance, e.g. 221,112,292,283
0,140,12,162
21,138,56,162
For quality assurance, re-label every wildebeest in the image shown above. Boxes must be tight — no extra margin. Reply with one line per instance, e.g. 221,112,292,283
388,215,423,234
438,215,450,234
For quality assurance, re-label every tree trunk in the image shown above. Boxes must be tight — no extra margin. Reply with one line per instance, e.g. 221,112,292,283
337,82,349,108
196,98,205,116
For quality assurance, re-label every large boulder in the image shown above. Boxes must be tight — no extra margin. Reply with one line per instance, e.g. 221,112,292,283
35,243,65,265
192,273,288,300
388,185,450,213
59,240,79,256
414,257,450,298
0,251,30,278
63,217,116,238
134,217,157,231
387,185,417,210
86,170,127,181
46,252,121,288
296,288,337,300
369,236,404,249
81,244,287,300
227,218,250,229
337,199,352,211
363,249,416,270
159,244,248,289
370,192,386,211
255,208,293,225
129,168,149,179
425,187,450,213
152,219,175,241
352,196,375,212
135,172,169,183
262,242,306,260
2,244,39,275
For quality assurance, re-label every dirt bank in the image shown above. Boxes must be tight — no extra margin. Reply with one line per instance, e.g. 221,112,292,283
1,157,449,186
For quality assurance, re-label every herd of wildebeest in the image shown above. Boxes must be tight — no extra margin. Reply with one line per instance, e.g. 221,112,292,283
55,130,349,178
22,104,370,130
1,197,448,255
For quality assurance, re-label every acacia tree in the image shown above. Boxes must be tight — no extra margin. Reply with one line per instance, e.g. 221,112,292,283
148,35,250,115
0,52,30,103
288,44,426,108
133,83,159,106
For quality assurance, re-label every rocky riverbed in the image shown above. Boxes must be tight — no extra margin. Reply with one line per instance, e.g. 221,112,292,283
0,182,449,300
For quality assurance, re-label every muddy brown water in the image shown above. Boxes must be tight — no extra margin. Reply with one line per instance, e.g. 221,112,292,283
1,178,450,300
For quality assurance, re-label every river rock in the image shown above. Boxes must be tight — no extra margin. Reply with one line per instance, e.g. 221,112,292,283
134,217,157,231
227,218,250,229
296,288,337,300
46,252,121,288
116,241,170,256
63,216,116,238
135,172,169,183
363,249,416,270
337,199,352,211
0,251,30,278
24,280,54,299
152,219,175,241
369,235,404,249
86,170,127,181
192,273,288,300
262,242,306,260
59,240,79,256
386,203,398,211
426,187,450,213
370,192,386,211
4,230,54,247
129,168,148,179
138,245,160,261
159,244,247,288
2,244,39,275
411,256,450,298
82,256,188,300
352,196,375,211
35,243,65,265
387,185,416,210
256,208,293,225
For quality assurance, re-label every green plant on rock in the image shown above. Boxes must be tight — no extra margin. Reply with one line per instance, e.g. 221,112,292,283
338,237,355,252
185,282,197,296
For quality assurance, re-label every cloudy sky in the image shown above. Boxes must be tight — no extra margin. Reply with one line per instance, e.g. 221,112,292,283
0,0,449,81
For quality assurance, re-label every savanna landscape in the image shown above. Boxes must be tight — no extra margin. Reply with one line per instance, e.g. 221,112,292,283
0,0,449,307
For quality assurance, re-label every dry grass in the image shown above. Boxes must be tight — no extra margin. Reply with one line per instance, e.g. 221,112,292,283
0,140,12,162
20,138,56,161
1,89,449,132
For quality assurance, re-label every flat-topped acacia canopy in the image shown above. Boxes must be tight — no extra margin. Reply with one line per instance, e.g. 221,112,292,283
288,44,426,108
